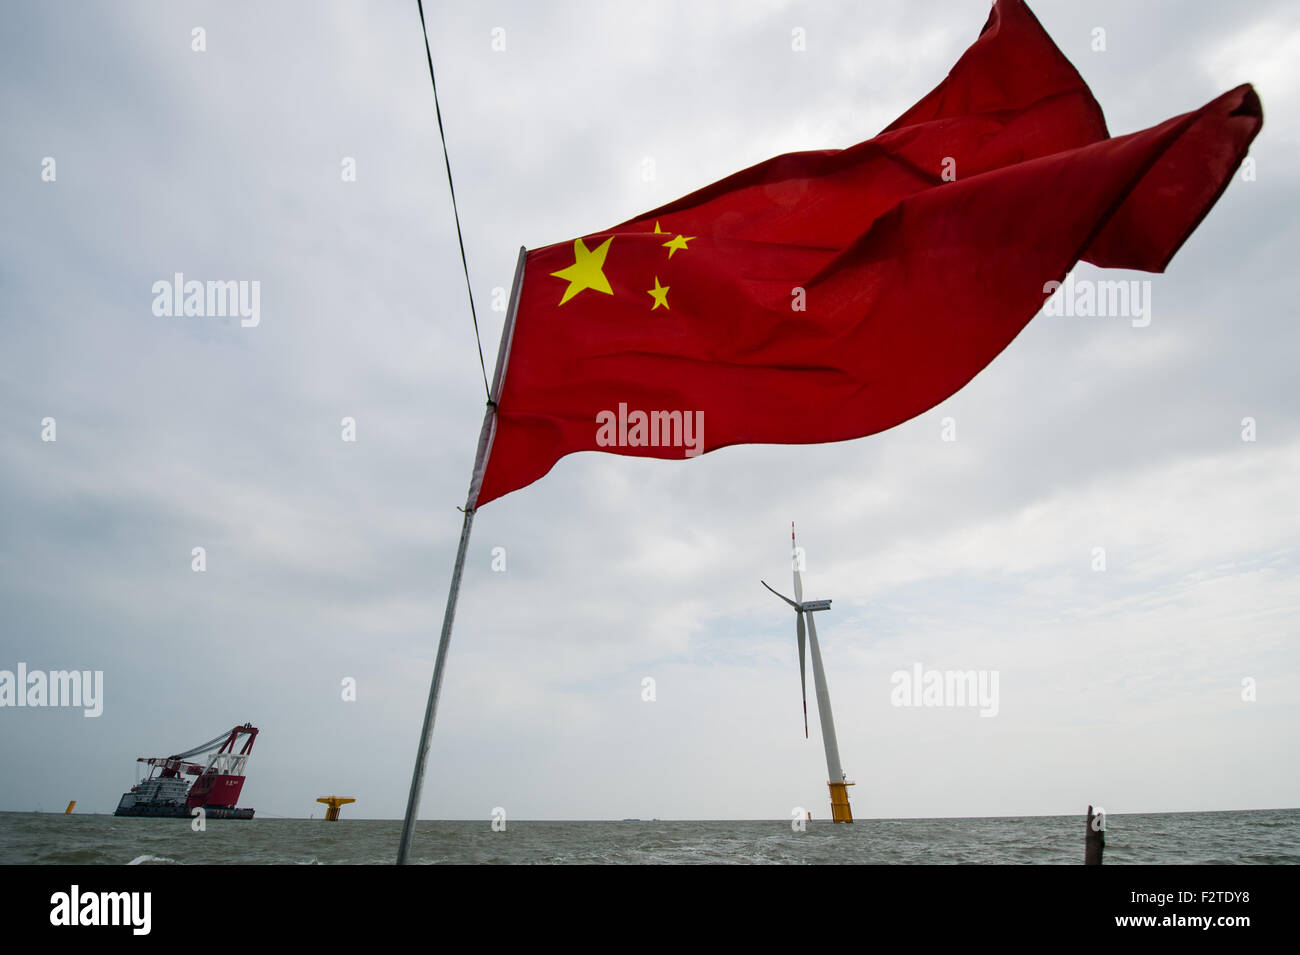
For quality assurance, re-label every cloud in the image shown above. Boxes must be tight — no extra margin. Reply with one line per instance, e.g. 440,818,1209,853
0,0,1294,825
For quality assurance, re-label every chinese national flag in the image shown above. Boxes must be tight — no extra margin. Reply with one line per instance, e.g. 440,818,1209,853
472,0,1262,508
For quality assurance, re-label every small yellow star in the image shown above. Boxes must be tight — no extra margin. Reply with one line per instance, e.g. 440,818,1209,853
653,221,664,234
646,276,669,311
550,237,614,305
662,233,694,258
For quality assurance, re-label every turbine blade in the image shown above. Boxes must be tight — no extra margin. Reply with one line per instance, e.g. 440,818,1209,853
761,580,800,610
792,523,804,603
797,611,808,739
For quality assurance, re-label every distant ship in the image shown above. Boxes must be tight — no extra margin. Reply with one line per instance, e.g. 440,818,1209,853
114,723,258,820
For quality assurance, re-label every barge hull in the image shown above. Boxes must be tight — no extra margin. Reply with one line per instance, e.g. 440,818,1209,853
114,804,254,820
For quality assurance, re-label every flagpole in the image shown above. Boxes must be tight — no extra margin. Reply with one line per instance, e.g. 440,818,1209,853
396,246,527,865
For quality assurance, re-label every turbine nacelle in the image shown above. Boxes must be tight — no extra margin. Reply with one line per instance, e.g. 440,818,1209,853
759,579,832,615
760,581,832,615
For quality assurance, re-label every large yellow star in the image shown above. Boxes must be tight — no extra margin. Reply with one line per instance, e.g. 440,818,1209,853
550,237,614,305
646,276,669,311
662,233,694,258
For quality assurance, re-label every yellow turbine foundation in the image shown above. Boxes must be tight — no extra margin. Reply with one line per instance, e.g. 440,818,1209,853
316,796,355,821
64,800,76,815
828,782,854,823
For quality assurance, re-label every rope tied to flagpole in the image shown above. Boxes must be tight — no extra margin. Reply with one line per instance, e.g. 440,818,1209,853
417,0,491,401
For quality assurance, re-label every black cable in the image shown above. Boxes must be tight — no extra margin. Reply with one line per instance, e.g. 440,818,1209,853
417,0,491,401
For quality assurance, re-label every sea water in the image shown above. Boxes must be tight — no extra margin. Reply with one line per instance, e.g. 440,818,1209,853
2,809,1296,865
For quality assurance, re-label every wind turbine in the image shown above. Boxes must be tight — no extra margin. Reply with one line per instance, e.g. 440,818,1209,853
762,523,854,823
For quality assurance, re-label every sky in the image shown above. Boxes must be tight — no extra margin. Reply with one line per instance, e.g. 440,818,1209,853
1,0,1296,825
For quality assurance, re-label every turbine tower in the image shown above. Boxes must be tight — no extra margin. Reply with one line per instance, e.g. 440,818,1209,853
762,524,854,823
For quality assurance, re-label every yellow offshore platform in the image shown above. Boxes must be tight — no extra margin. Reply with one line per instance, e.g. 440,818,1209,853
316,796,356,821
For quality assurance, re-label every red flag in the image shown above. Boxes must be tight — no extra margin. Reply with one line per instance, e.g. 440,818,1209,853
472,0,1261,508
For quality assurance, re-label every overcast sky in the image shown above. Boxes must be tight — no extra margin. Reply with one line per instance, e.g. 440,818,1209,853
1,0,1296,824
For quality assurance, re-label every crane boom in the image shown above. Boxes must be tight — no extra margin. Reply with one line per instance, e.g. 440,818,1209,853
168,730,237,761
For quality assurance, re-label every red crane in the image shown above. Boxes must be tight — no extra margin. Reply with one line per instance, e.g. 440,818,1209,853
116,724,259,818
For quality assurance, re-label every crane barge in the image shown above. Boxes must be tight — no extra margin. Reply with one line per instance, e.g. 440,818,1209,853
114,723,258,819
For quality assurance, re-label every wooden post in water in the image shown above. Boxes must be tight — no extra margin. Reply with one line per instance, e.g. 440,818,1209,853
1085,805,1105,865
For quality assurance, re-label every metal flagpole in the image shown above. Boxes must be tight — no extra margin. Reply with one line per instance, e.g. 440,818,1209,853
396,246,527,865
